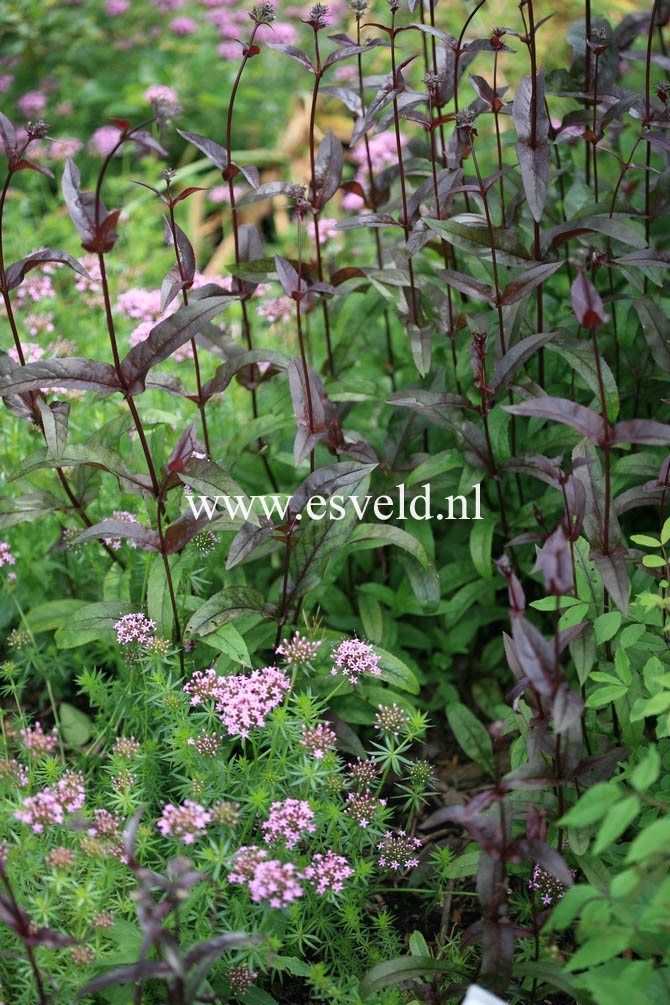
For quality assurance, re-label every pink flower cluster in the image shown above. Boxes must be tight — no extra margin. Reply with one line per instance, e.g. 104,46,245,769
0,541,15,576
227,966,258,997
113,612,156,647
377,830,422,872
228,846,304,908
349,757,377,788
344,789,386,829
16,90,47,117
15,772,86,834
88,124,123,157
343,131,406,211
187,730,221,755
184,665,291,738
20,721,58,757
375,703,410,736
303,850,353,894
261,799,316,849
47,137,84,160
300,723,336,759
275,630,322,666
157,800,211,844
104,0,130,14
0,757,28,787
112,735,140,758
529,864,577,906
104,511,139,551
256,296,293,326
306,217,339,243
170,15,198,34
330,637,381,686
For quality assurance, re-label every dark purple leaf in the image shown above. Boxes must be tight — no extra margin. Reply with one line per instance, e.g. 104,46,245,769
613,419,670,446
167,421,197,473
274,253,300,299
439,268,496,303
171,185,207,205
177,129,227,170
14,158,54,179
236,180,299,208
128,130,168,158
74,520,161,552
552,684,584,732
266,42,315,72
313,129,344,209
77,961,173,996
491,332,558,395
3,249,90,293
515,839,575,888
513,69,550,222
0,357,121,397
591,546,630,615
163,216,196,284
469,74,507,112
61,158,96,245
183,932,258,968
323,43,375,70
0,111,17,161
511,616,555,697
320,85,363,116
501,262,562,306
570,271,609,330
201,349,289,400
236,162,260,189
503,396,605,443
120,297,234,395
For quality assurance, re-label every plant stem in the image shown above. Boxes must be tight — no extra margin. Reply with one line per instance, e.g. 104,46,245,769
645,0,661,288
585,0,592,186
166,195,211,457
155,477,184,673
493,49,506,226
308,27,335,375
469,139,505,354
390,10,419,324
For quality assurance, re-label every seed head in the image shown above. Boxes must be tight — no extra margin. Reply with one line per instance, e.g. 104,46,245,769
249,2,275,24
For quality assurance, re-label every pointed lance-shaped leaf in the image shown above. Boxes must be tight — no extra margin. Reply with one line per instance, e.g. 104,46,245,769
570,271,609,330
167,421,197,473
274,253,301,299
0,357,122,397
501,262,562,306
513,68,550,222
504,396,606,444
120,296,235,394
0,111,17,162
2,249,91,293
313,129,344,210
266,42,315,72
177,129,228,170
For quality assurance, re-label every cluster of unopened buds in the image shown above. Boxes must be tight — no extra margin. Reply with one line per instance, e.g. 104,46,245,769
276,630,322,666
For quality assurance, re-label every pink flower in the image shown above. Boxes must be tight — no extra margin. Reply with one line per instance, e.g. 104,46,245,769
300,723,336,759
330,637,381,686
247,859,304,907
0,75,14,92
57,770,86,812
113,612,156,647
341,190,364,211
88,125,123,157
47,137,84,160
349,757,378,789
0,757,28,787
157,800,211,843
15,789,64,833
0,541,16,571
143,84,180,116
344,789,386,829
261,799,316,849
20,721,58,757
375,703,409,736
227,967,258,997
275,631,322,666
306,217,339,243
112,736,140,758
377,830,422,872
187,730,221,755
104,0,131,12
16,91,47,117
256,296,293,326
304,850,353,894
170,15,198,34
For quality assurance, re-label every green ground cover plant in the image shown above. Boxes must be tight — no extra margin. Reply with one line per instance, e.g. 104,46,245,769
1,0,670,1002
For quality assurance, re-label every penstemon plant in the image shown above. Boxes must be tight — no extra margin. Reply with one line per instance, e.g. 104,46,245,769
2,0,670,1001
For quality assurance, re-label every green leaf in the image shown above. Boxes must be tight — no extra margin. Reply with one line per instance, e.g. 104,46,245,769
347,523,429,569
625,818,670,863
585,685,627,707
662,517,670,546
630,745,661,791
186,587,274,636
54,601,131,649
374,647,420,694
408,931,431,957
147,556,182,636
564,932,631,972
358,594,383,644
406,450,462,488
202,623,251,667
242,989,279,1005
594,611,622,645
446,701,495,775
359,956,466,997
592,795,640,854
643,554,667,569
25,599,89,634
547,337,619,421
469,515,496,579
630,534,661,548
542,884,600,931
59,702,92,747
559,783,622,828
